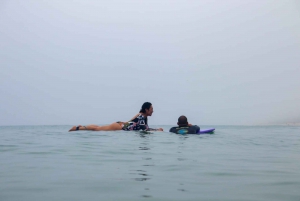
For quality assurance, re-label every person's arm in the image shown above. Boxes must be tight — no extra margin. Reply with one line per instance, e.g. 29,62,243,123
194,125,200,133
169,127,176,133
132,115,162,131
137,115,163,131
187,125,200,134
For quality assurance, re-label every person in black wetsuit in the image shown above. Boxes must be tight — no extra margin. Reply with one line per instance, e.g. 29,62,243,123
169,115,200,134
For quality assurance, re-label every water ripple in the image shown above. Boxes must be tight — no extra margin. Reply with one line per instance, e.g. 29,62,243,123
0,125,300,201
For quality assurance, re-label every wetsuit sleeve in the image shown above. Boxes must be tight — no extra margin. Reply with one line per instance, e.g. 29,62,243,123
169,127,177,133
187,125,200,134
194,125,200,133
139,124,148,131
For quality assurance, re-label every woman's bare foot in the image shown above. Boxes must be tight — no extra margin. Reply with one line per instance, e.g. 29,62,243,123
68,125,83,132
69,126,77,132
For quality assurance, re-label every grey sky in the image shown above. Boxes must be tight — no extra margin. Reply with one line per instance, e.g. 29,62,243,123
1,0,300,126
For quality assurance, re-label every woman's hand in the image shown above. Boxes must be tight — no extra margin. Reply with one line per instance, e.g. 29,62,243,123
157,128,163,131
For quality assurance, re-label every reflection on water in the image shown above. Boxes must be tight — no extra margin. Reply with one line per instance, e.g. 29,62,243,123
134,178,151,181
141,195,152,198
130,170,151,181
133,134,155,198
139,147,150,150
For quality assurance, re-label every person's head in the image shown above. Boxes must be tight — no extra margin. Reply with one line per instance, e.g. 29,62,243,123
140,102,153,116
177,115,188,127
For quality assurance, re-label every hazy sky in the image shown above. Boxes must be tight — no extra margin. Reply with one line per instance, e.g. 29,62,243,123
1,0,300,126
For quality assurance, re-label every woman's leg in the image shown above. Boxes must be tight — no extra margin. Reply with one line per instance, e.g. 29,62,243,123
93,122,123,131
69,122,123,132
69,124,97,131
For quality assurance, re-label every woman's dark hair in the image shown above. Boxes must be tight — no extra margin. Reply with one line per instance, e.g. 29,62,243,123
140,102,152,113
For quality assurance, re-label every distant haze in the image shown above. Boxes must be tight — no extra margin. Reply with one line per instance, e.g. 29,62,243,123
1,0,300,126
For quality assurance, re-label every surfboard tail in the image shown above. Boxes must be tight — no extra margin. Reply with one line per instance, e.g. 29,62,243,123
197,128,215,134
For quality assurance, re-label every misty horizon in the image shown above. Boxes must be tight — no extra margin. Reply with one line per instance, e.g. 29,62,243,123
1,0,299,126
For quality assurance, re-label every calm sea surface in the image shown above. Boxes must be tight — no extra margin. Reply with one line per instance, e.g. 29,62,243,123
1,125,300,201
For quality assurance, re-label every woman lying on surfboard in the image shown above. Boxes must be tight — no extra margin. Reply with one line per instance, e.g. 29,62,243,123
69,102,163,132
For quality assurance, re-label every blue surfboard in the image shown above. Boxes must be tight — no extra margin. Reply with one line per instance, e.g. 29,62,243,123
197,128,215,134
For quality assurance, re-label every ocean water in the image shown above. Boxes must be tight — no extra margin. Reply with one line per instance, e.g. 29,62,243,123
0,125,300,201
